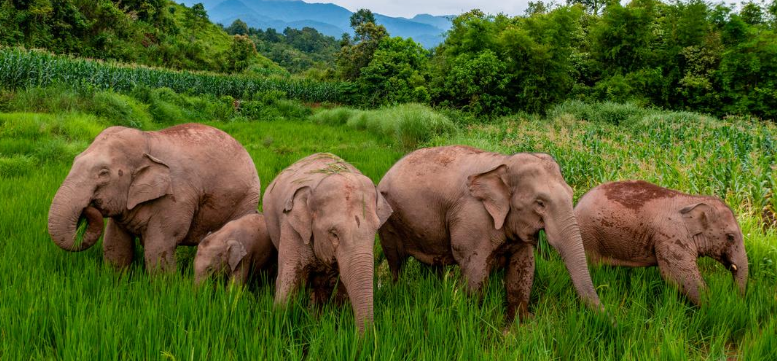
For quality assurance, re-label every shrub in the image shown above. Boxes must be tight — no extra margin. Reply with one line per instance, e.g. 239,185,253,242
310,103,456,149
548,100,647,125
90,91,152,129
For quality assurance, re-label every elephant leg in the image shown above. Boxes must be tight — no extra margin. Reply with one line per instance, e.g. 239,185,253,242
656,242,706,305
275,226,314,306
505,243,535,325
450,225,493,295
379,224,405,282
142,220,187,274
103,219,135,269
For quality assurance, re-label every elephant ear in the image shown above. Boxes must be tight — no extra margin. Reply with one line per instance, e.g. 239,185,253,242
127,153,173,210
226,239,248,272
376,190,393,228
467,164,510,230
284,186,313,245
680,202,715,236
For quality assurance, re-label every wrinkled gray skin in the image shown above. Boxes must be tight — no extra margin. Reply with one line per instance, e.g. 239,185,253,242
194,212,276,285
575,180,748,305
378,145,603,325
263,153,392,334
48,124,261,273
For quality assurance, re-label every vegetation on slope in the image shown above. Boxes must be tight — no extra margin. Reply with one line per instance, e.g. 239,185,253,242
0,48,349,103
0,0,278,73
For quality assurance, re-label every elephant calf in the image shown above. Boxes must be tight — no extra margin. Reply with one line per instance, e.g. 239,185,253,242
194,212,276,285
263,153,392,334
575,180,748,305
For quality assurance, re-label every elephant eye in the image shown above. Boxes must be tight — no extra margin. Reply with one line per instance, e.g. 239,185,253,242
726,234,735,242
536,200,546,209
98,169,110,178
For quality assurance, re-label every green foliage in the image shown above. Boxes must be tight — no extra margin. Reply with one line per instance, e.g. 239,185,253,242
0,85,315,126
337,9,389,81
225,34,260,73
232,25,339,75
0,1,276,73
0,48,351,103
357,37,431,106
311,103,455,149
429,8,582,116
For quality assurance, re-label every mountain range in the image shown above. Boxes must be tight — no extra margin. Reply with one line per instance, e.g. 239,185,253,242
179,0,453,48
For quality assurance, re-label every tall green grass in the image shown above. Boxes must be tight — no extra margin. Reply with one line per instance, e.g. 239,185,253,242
311,103,456,149
0,47,350,103
0,94,775,359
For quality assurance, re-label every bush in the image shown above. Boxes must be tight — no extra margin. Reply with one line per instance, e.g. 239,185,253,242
90,92,152,129
310,103,456,149
548,100,647,125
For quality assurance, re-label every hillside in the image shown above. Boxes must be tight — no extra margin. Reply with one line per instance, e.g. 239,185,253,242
183,0,452,48
0,0,280,73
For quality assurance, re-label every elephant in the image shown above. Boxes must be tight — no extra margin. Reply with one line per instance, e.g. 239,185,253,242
378,145,603,325
194,212,276,285
48,123,261,273
262,153,392,333
574,180,748,305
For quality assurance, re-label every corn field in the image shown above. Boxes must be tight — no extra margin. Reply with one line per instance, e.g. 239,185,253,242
0,48,351,103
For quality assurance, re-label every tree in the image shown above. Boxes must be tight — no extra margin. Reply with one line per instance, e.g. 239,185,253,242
226,19,249,35
358,36,430,105
336,9,388,80
225,34,258,72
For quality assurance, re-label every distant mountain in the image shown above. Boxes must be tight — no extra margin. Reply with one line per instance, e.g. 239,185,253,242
180,0,452,48
410,14,454,32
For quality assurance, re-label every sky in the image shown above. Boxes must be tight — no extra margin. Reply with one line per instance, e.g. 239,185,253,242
305,0,528,18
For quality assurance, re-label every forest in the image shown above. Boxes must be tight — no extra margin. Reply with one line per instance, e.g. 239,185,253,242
2,0,776,119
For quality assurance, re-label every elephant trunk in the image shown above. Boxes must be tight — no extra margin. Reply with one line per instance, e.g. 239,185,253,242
339,249,374,334
48,176,103,251
545,209,603,311
730,247,749,296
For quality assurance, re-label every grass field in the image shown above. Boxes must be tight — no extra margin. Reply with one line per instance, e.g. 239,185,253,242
0,88,775,359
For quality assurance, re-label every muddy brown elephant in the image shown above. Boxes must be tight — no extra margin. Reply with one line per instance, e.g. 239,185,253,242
48,124,261,273
194,212,276,285
575,180,748,305
378,145,603,325
263,153,392,333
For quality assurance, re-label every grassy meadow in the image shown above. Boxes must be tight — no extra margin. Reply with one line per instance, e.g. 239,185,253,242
0,87,776,360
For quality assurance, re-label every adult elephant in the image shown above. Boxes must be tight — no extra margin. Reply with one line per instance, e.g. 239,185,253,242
378,145,603,325
263,153,392,334
48,123,261,273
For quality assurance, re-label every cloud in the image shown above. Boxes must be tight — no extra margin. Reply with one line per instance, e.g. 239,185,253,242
306,0,528,18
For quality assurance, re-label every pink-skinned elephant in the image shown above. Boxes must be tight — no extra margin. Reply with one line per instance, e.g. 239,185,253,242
575,180,748,305
48,123,261,273
262,153,392,334
378,145,604,325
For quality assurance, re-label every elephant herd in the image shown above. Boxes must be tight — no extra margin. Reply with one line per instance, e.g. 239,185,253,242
48,123,748,333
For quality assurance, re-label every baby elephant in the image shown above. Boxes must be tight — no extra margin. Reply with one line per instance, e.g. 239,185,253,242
194,213,276,285
575,180,748,305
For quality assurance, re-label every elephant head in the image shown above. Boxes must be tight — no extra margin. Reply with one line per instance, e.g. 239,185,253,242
48,126,172,251
284,173,392,332
467,153,602,310
194,237,247,284
680,201,748,295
